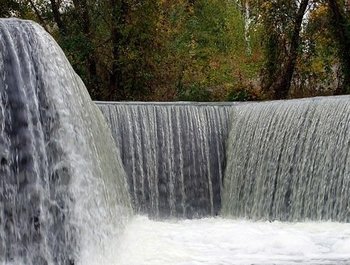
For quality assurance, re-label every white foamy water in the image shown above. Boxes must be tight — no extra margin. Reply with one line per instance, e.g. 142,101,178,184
108,216,350,265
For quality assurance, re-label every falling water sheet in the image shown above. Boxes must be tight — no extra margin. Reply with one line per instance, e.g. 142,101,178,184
0,18,132,265
98,103,232,218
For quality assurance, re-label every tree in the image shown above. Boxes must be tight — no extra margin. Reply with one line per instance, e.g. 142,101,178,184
327,0,350,93
260,0,310,99
3,0,348,101
0,0,20,17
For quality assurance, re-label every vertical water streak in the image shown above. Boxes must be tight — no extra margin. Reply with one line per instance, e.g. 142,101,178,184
0,19,132,265
222,96,350,222
98,103,231,218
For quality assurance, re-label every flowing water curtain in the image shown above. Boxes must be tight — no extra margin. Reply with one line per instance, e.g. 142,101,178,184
98,103,232,218
222,96,350,221
0,19,132,265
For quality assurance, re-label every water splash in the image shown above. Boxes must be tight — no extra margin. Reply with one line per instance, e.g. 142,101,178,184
116,216,350,265
0,19,132,265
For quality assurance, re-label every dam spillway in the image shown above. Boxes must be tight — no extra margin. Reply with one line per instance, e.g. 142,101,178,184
98,96,350,222
222,96,350,222
96,97,350,264
2,17,350,265
98,102,232,218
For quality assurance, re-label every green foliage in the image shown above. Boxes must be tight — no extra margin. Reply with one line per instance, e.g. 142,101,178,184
292,3,340,97
326,0,350,93
166,0,254,101
0,0,20,17
227,89,251,101
178,83,212,101
1,0,349,101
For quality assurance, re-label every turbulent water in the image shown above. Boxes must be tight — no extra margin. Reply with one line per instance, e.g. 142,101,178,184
222,96,350,222
115,216,350,265
98,102,231,218
0,19,132,265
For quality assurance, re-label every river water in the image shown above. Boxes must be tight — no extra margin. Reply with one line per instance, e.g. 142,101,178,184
81,216,350,265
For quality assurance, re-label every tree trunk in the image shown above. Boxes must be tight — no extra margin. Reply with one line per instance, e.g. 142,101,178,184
108,0,128,100
270,0,309,99
50,0,66,35
27,0,49,32
327,0,350,94
72,0,101,99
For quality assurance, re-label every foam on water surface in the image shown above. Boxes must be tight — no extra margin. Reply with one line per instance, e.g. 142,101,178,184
112,216,350,265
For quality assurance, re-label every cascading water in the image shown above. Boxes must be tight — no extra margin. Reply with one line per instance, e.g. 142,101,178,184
99,98,350,264
99,97,350,222
0,19,132,265
222,96,350,221
98,102,231,218
2,17,350,265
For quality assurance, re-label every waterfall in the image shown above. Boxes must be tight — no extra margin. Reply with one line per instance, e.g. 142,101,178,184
222,96,350,222
3,17,350,265
0,19,132,265
99,98,350,222
98,102,231,218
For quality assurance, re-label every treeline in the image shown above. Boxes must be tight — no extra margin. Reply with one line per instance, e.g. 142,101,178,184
1,0,350,101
